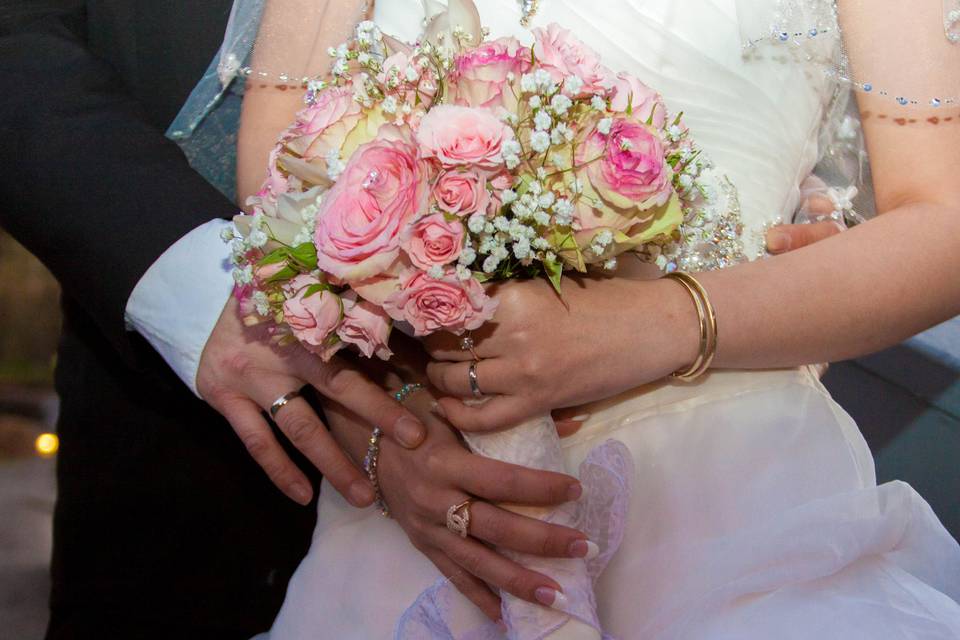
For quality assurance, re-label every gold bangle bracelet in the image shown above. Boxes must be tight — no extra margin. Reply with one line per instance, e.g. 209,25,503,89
665,271,718,381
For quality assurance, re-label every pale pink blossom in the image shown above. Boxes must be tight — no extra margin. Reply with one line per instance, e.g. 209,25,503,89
451,37,530,109
433,170,490,216
532,24,613,95
382,269,498,336
609,72,666,128
338,293,393,359
282,275,343,358
401,212,466,269
314,128,428,282
416,105,515,168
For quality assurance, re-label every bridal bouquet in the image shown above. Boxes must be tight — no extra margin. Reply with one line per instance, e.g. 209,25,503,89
229,1,732,635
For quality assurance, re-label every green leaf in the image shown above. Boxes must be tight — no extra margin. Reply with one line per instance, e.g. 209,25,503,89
544,258,564,296
258,248,290,266
303,283,328,299
626,91,634,116
290,242,318,271
265,265,298,284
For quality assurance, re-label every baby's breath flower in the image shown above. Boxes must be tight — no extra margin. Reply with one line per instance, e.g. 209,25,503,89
597,117,613,135
482,255,500,273
532,237,550,251
468,214,486,234
382,95,398,114
564,75,585,95
249,228,269,248
591,95,607,111
529,95,542,109
603,257,618,271
459,247,477,265
253,291,271,316
501,189,518,205
513,237,531,260
550,94,573,115
533,211,551,226
428,264,445,279
520,73,538,93
534,110,552,131
220,226,237,242
456,265,473,281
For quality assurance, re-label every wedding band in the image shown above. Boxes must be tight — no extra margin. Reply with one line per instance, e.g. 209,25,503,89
446,499,473,538
468,361,483,398
269,390,302,419
460,334,481,361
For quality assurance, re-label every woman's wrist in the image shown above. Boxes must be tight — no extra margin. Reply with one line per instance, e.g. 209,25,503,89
634,277,704,380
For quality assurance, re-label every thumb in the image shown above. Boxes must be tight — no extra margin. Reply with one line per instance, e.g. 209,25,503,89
767,221,842,254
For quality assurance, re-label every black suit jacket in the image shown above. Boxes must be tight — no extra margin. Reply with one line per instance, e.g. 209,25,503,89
0,2,319,637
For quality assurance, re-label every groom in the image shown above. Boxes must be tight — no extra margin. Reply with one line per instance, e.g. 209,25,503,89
0,1,840,637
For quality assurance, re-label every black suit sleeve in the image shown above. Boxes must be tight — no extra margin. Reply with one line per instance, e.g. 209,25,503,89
0,0,238,360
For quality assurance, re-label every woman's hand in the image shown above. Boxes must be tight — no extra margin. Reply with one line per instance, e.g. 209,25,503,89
424,275,699,433
323,388,592,621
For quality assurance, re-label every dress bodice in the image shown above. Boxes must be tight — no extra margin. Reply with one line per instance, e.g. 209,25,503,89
374,0,841,256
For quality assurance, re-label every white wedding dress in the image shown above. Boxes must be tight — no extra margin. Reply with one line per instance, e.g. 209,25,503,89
263,0,960,637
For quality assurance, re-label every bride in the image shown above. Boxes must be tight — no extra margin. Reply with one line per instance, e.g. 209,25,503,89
214,0,960,636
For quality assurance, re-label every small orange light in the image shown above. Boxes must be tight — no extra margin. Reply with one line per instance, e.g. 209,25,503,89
35,433,59,457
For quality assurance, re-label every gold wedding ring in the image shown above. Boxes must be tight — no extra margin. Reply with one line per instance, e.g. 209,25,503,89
446,499,474,538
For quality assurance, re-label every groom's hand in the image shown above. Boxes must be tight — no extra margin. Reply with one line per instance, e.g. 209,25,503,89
197,297,427,506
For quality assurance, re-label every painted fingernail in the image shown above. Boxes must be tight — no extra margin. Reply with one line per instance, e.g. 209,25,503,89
534,587,568,610
290,483,312,506
571,414,591,422
431,401,448,419
568,539,600,560
567,483,583,501
349,480,375,507
766,229,790,253
396,416,425,449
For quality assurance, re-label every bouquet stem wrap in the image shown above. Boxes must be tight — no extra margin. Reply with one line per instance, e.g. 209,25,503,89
463,416,602,640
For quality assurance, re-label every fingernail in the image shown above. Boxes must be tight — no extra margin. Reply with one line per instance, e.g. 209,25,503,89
571,414,591,423
396,416,425,449
290,483,312,506
766,229,790,253
567,483,583,502
568,539,600,560
534,587,568,610
349,480,375,507
431,401,447,419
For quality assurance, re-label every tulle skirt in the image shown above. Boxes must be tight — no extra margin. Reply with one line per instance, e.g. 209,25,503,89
265,366,960,639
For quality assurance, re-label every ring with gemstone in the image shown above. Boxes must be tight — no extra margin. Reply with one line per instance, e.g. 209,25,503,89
446,499,473,538
460,333,481,361
468,361,483,398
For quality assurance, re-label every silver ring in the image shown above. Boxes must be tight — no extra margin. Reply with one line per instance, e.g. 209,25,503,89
269,390,302,419
468,362,483,398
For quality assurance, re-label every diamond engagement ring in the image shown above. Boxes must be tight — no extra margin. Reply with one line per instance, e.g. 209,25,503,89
446,499,474,538
460,334,481,361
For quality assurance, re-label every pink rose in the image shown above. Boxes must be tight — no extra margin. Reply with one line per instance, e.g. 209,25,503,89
432,170,490,216
314,128,428,282
532,23,613,95
401,212,466,269
576,116,673,212
610,72,666,128
383,269,498,337
338,294,393,360
415,105,515,168
286,87,362,159
282,275,343,358
452,37,531,109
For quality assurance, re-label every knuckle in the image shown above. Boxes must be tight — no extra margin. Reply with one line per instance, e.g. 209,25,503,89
423,446,447,476
318,365,355,397
240,431,271,459
283,414,317,443
222,351,255,381
502,573,529,598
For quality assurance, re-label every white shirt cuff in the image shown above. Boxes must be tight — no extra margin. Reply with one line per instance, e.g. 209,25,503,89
125,219,235,396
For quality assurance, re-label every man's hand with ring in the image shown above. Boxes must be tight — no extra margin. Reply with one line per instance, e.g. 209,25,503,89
196,297,427,506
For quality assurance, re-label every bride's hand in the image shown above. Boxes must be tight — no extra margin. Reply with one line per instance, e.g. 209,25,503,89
424,276,698,433
323,389,590,621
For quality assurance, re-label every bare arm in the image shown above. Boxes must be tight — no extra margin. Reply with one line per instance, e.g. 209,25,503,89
424,0,960,431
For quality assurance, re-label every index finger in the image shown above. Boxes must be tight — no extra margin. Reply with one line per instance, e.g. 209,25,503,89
451,449,582,506
293,351,427,450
